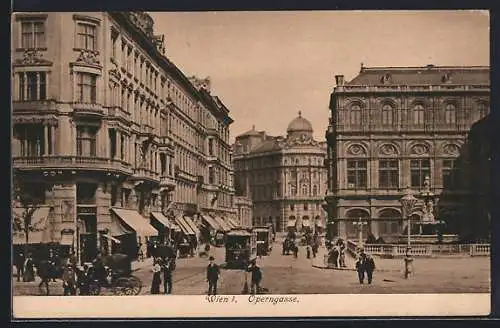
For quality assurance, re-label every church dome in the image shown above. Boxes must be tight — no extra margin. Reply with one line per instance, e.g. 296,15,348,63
286,111,313,138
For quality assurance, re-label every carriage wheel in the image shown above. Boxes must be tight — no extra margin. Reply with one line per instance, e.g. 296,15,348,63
88,282,101,296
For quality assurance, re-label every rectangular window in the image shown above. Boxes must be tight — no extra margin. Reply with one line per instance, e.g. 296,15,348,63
77,73,97,103
110,30,118,59
410,159,431,188
120,134,125,161
76,23,97,51
347,160,367,188
21,21,45,49
209,167,215,184
76,126,97,156
379,160,399,188
208,139,214,156
109,128,116,159
15,124,45,156
443,159,460,189
18,72,47,101
127,46,132,72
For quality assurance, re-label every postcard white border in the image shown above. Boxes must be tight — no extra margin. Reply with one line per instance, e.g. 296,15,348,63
13,293,490,319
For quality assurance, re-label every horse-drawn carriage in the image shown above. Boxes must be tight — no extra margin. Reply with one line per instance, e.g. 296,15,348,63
282,238,296,255
225,229,256,269
83,253,142,296
254,226,273,256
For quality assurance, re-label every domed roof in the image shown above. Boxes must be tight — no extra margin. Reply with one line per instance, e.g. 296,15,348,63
287,111,313,134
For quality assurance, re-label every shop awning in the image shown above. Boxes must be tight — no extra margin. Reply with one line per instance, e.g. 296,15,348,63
151,212,174,230
201,214,221,231
228,218,239,228
103,234,121,244
174,216,196,236
110,208,158,236
183,216,201,236
302,219,311,227
59,233,74,246
12,206,52,245
287,220,296,228
212,215,232,232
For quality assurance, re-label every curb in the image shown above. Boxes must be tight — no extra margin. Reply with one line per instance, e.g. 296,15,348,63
312,265,356,271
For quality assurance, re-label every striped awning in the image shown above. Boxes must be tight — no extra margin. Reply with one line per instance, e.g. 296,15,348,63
12,206,52,245
212,215,232,232
59,233,74,246
287,219,296,228
227,218,239,229
183,216,201,236
302,219,311,227
201,214,221,231
174,216,196,236
151,212,174,230
110,208,158,236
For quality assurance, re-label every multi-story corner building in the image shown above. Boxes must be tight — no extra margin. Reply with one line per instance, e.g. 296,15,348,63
233,112,328,233
11,12,236,262
324,64,490,242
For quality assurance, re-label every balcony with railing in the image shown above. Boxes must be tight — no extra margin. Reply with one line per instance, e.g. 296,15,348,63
72,102,104,119
132,167,160,183
336,84,490,94
13,156,132,174
160,174,176,190
12,100,58,112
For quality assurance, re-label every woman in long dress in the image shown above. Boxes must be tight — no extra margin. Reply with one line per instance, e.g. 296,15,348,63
150,259,162,294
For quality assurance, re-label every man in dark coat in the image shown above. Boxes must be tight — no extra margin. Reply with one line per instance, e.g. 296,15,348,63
206,256,220,295
364,254,376,284
356,250,376,284
246,258,262,295
15,252,25,282
162,257,174,294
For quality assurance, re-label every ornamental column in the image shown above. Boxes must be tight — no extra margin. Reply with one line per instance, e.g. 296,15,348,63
44,125,49,155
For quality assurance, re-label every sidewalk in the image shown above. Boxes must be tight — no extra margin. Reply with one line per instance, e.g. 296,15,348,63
131,257,154,272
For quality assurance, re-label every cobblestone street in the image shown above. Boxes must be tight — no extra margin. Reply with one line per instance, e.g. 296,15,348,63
12,242,490,296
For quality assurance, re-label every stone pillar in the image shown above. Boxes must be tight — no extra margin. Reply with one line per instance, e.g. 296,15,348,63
116,130,122,160
43,125,49,155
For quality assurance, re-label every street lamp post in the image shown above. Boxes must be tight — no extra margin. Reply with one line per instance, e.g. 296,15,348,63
353,217,368,249
400,186,419,279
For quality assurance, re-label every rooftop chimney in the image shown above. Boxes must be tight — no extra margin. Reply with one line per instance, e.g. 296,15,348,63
335,75,345,86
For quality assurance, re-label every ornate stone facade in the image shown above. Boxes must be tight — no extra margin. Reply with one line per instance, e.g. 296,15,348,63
233,112,328,233
325,64,490,242
11,12,237,258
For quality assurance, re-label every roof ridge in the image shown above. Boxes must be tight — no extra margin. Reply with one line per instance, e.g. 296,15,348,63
361,65,489,71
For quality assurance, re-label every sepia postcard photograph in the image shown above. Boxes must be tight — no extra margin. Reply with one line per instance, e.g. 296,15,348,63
10,9,492,319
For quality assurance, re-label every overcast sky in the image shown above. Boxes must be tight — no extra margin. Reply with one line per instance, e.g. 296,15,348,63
149,10,489,143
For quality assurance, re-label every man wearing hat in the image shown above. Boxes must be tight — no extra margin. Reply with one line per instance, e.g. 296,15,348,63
246,257,262,295
206,256,220,295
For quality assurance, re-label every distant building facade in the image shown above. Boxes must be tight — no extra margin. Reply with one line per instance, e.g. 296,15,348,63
324,64,490,242
233,112,328,233
11,12,237,261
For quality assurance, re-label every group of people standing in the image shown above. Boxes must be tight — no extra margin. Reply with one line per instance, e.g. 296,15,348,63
326,238,347,268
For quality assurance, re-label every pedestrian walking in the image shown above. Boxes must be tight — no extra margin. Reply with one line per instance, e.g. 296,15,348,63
162,258,174,294
23,253,35,282
365,254,376,284
293,244,299,258
246,258,262,295
206,256,220,295
306,245,311,259
48,249,58,282
15,251,25,282
150,259,162,294
62,261,77,296
355,249,375,284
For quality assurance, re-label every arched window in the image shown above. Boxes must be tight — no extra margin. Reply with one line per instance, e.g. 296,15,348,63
413,104,425,125
382,104,393,125
312,185,318,196
445,103,456,125
350,104,362,125
302,184,308,196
